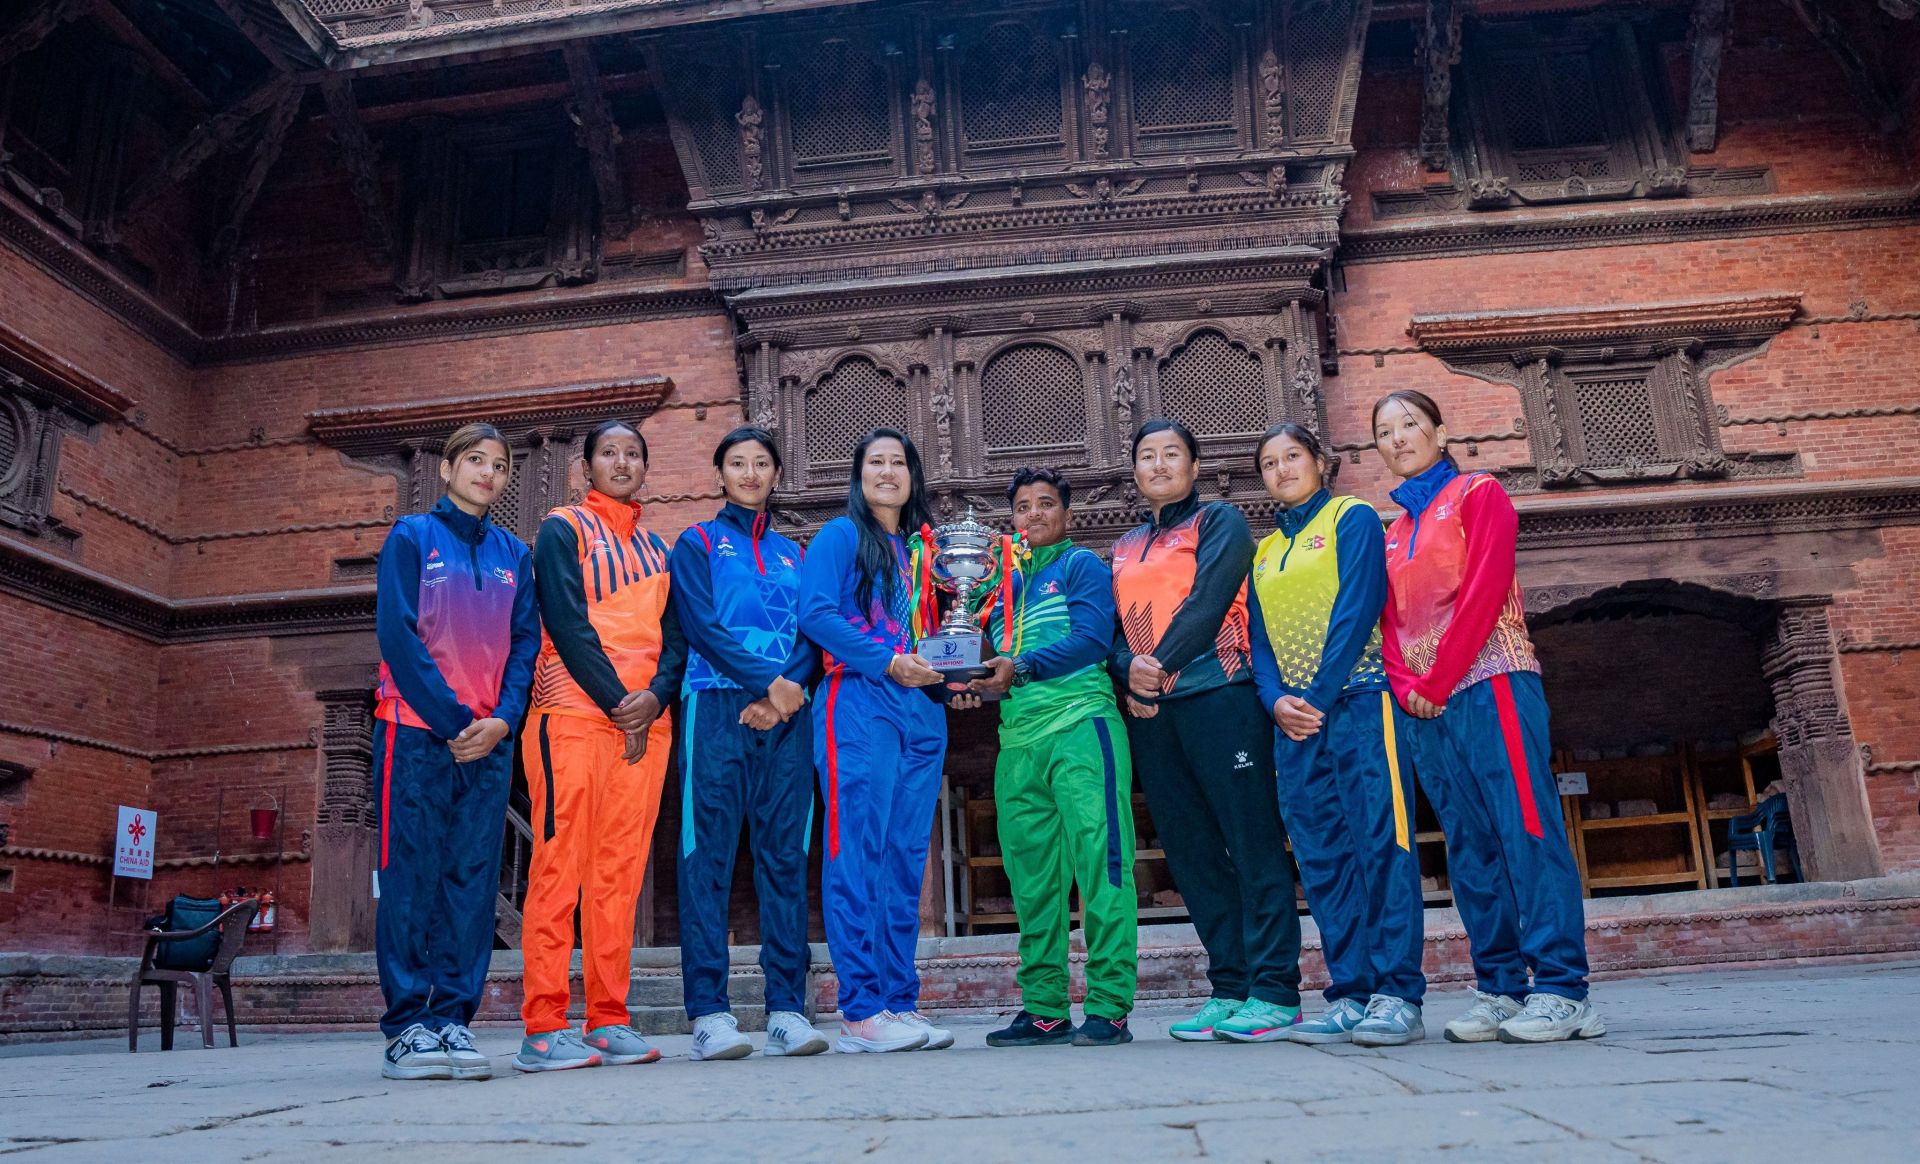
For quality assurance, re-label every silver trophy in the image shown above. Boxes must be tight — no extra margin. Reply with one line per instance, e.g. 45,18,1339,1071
922,507,999,690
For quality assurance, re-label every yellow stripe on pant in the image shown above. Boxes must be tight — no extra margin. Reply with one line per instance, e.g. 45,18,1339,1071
1380,691,1411,852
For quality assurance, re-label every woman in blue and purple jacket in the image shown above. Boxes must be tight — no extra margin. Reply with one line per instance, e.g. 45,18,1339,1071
372,422,540,1082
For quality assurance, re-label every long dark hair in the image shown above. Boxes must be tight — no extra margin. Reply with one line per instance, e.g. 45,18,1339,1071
846,427,932,614
1370,390,1457,470
1253,421,1336,489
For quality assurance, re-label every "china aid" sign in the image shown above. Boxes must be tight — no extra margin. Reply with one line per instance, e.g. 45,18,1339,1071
114,806,156,880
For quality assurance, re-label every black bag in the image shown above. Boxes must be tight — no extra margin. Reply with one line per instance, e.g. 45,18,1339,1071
146,895,223,971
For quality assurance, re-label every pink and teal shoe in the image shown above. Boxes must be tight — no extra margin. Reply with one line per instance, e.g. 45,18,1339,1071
1214,998,1301,1043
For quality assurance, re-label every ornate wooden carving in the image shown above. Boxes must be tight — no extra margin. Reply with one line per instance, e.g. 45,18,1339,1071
1417,0,1462,172
564,41,630,240
121,79,297,220
911,78,937,176
1686,0,1729,153
0,0,89,72
736,94,766,192
211,83,305,266
319,75,394,263
1081,61,1112,161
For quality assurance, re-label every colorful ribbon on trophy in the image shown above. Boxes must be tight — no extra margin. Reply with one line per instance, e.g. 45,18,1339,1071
905,523,940,643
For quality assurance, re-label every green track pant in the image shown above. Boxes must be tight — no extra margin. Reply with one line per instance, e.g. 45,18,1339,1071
995,712,1138,1020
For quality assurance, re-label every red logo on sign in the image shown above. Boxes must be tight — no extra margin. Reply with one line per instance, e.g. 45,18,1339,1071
127,814,147,844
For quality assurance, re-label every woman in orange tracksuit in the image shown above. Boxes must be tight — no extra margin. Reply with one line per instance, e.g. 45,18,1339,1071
513,420,687,1073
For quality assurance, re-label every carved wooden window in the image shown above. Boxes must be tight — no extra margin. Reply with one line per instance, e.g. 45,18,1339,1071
955,20,1067,165
657,46,749,195
400,119,596,301
781,36,897,181
1457,15,1686,208
1568,371,1661,470
1158,330,1268,438
0,372,70,537
805,357,908,479
1282,0,1351,144
979,344,1087,461
1113,1,1242,155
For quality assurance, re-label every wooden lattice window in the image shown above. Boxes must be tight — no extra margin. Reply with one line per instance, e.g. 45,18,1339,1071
980,344,1086,456
805,358,908,469
1115,1,1241,154
784,37,894,176
660,49,748,192
1158,331,1267,437
1457,15,1686,206
1284,0,1350,143
956,21,1065,162
1569,372,1661,469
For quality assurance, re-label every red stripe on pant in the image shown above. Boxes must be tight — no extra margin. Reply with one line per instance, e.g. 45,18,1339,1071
379,720,395,868
824,670,844,859
1490,673,1544,839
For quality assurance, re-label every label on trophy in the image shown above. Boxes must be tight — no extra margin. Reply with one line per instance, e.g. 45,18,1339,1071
923,629,983,673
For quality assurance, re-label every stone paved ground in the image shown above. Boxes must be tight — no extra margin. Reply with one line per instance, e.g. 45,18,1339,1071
3,961,1917,1163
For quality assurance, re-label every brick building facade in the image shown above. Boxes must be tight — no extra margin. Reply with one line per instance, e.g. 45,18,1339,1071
0,0,1916,967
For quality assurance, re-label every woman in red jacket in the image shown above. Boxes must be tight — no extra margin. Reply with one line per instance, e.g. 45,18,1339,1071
1373,389,1603,1045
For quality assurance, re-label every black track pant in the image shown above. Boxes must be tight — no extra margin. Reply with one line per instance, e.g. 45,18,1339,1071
1127,680,1302,1005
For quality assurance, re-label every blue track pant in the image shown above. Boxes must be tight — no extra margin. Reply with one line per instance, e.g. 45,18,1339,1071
1275,688,1427,1005
1399,671,1588,1001
813,671,947,1022
677,688,815,1019
372,720,510,1038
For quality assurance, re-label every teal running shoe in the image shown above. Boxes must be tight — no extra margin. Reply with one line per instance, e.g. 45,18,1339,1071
1169,997,1244,1042
1214,998,1301,1043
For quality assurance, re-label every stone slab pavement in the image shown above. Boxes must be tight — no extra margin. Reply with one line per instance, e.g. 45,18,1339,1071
3,961,1917,1163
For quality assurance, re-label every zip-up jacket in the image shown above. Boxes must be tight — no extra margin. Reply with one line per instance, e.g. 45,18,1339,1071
1381,460,1539,705
374,496,539,740
1108,490,1254,701
796,515,912,681
1247,489,1388,717
984,538,1118,748
670,501,816,698
530,489,686,721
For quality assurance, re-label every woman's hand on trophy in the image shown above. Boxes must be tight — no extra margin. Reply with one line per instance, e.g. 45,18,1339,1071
1273,695,1325,741
739,699,782,731
1128,654,1167,699
887,653,945,688
767,676,806,719
970,656,1017,696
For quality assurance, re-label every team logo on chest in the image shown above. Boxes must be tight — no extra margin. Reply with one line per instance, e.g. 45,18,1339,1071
715,534,738,558
1307,534,1327,551
493,567,516,586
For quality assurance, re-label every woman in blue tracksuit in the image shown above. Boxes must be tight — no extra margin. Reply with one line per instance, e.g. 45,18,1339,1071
1244,423,1426,1048
669,426,829,1062
372,422,540,1082
797,427,952,1055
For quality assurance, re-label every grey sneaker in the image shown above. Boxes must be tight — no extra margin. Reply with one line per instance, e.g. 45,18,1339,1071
690,1012,753,1061
583,1023,661,1065
1350,995,1425,1047
1443,991,1524,1043
1289,997,1368,1045
765,1010,829,1057
891,1009,954,1050
512,1027,602,1073
383,1023,452,1080
1498,994,1606,1044
438,1023,492,1080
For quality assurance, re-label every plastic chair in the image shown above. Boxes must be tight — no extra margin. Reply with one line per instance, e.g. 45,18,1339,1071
1725,795,1803,887
128,898,257,1052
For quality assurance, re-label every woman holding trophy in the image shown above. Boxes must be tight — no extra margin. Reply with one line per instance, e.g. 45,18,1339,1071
797,428,955,1054
1110,418,1305,1043
1246,423,1426,1047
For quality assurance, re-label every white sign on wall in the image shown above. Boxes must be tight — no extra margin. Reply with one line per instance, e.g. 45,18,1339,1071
114,806,156,880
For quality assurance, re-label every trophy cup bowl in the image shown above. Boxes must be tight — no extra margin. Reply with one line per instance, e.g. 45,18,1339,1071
923,508,1000,694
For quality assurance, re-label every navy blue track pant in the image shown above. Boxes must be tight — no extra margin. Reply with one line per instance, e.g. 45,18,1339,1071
1274,688,1427,1005
372,720,510,1038
1399,671,1589,1001
677,687,815,1019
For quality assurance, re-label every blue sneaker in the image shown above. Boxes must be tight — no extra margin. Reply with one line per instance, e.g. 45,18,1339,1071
1350,995,1425,1047
1288,997,1368,1045
382,1023,452,1080
512,1027,601,1073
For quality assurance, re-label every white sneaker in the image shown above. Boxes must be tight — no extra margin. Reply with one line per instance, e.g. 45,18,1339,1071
833,1012,927,1053
1443,991,1524,1043
764,1010,829,1057
1497,994,1606,1044
690,1012,753,1061
891,1009,954,1050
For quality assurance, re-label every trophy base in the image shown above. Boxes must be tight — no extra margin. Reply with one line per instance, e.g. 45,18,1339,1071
927,661,1004,703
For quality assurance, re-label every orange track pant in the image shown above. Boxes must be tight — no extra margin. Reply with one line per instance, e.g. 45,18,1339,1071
519,710,672,1034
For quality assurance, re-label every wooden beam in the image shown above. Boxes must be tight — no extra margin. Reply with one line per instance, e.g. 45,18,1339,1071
88,0,212,111
0,0,91,71
318,73,393,262
1781,0,1903,134
210,0,293,74
121,77,293,218
1418,0,1463,173
562,41,630,240
1686,0,1730,153
211,82,303,264
263,0,333,60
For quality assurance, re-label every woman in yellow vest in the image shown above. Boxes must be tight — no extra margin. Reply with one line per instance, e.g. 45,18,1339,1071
1246,422,1426,1047
513,419,687,1073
